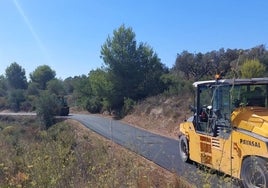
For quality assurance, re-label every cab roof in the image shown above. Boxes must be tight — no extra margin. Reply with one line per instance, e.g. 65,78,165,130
193,78,268,87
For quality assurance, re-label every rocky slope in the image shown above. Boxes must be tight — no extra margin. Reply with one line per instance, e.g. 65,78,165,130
122,95,193,139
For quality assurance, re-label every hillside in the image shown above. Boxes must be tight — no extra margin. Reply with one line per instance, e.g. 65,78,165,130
122,94,193,139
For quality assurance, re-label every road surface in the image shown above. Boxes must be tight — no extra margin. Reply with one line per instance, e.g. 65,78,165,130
70,114,240,188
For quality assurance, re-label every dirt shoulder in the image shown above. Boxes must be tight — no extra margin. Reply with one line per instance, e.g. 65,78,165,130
122,113,181,139
122,95,192,140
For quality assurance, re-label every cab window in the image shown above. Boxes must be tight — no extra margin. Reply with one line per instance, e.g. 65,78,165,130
232,84,267,108
196,84,231,138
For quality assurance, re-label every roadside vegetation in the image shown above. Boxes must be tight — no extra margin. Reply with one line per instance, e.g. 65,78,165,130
0,116,193,188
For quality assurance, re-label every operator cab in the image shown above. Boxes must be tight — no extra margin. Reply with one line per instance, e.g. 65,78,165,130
192,77,268,138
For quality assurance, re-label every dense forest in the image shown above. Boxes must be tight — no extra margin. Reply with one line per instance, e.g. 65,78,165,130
1,24,268,124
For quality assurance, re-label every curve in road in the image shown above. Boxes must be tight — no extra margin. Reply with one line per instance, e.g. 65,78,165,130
70,114,239,188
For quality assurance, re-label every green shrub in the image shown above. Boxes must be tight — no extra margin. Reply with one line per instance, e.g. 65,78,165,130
7,89,26,112
122,97,136,116
36,92,58,129
85,96,102,113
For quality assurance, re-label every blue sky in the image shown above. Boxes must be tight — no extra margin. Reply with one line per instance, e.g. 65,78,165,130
0,0,268,79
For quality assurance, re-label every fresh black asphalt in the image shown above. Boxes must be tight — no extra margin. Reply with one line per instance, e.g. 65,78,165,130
70,114,241,188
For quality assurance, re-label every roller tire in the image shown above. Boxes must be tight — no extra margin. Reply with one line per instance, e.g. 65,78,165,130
241,156,268,188
178,135,190,163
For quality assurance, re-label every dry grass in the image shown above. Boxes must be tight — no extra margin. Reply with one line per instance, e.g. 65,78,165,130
0,116,194,188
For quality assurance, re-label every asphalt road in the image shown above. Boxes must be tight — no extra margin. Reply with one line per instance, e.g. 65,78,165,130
0,112,240,187
69,114,240,188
